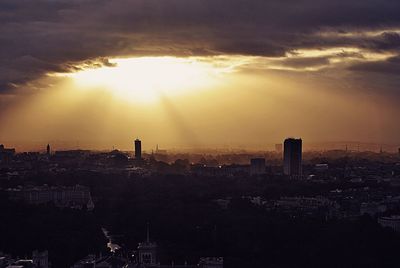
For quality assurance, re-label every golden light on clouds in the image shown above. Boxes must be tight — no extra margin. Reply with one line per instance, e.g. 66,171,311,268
291,47,395,61
317,28,400,37
1,51,399,152
62,57,237,103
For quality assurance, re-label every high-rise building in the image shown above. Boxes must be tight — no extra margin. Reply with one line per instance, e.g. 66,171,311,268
250,158,266,175
46,144,51,156
283,138,302,177
134,139,142,160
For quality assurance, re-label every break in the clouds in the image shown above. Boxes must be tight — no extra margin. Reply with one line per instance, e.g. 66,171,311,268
1,0,400,93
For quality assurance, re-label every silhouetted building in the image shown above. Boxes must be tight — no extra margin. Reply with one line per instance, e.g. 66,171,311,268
250,158,266,175
135,139,142,160
155,144,167,154
54,150,90,159
70,254,96,268
0,144,15,165
46,144,51,156
314,163,328,172
378,216,400,232
33,250,49,268
283,138,302,178
198,257,223,268
7,185,94,210
137,224,157,266
71,253,129,268
1,250,49,268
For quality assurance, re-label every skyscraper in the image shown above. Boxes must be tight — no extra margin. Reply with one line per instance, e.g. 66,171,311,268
283,138,302,177
46,144,51,156
134,138,142,160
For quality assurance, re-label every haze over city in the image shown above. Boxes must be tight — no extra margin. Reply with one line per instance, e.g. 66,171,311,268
2,1,400,268
0,0,400,151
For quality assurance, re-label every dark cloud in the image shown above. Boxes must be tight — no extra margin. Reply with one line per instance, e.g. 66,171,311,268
335,51,365,59
349,56,400,75
214,42,286,57
1,0,400,92
277,57,330,69
367,32,400,51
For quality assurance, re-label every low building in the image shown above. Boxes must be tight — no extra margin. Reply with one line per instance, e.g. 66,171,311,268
378,215,400,232
191,164,249,177
250,158,266,176
314,164,328,172
360,202,387,216
198,257,223,268
7,185,94,210
71,255,128,268
1,250,49,268
70,254,96,268
276,196,332,210
0,144,15,166
274,196,339,218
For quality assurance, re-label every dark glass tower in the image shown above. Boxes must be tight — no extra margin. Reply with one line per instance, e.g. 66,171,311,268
134,139,142,160
46,144,51,156
283,138,302,177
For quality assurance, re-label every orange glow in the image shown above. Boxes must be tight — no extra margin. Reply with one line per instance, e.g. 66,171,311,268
63,57,230,103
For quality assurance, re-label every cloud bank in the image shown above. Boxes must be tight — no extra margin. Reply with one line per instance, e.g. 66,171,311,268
0,0,400,93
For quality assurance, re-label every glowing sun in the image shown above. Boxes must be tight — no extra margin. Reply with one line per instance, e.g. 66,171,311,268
66,57,225,103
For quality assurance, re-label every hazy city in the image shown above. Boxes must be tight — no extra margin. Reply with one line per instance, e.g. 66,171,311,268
1,140,400,267
1,0,400,267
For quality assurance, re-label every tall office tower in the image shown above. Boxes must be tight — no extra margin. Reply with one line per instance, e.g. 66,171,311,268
283,138,302,177
135,139,142,160
46,144,51,156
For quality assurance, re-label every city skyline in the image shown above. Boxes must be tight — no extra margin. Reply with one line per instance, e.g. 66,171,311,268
1,139,400,153
2,2,400,267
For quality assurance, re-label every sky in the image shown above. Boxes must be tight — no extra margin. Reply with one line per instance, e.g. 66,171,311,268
0,0,400,151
